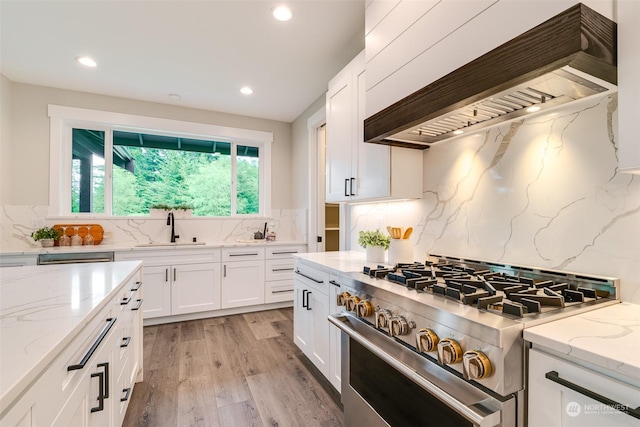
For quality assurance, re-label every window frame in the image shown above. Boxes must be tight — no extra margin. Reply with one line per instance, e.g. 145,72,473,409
48,105,272,218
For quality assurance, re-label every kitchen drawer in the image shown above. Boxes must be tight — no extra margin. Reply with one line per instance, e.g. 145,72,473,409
265,279,294,303
266,245,306,259
117,248,221,265
529,348,640,427
222,247,265,262
294,262,329,295
266,259,295,281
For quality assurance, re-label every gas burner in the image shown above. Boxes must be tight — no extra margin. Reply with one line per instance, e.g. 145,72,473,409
361,257,614,319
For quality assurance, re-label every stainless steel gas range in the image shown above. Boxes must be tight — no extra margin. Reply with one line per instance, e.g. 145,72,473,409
328,254,619,427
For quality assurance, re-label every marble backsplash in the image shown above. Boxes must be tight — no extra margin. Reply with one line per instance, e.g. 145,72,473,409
348,94,640,304
0,207,307,248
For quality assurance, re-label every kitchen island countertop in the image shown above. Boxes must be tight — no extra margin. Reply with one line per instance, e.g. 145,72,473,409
0,261,142,411
524,302,640,384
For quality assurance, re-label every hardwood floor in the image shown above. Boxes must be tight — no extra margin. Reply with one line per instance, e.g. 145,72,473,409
123,308,344,427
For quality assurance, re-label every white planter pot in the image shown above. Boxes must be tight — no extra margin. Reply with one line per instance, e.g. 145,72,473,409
365,246,386,263
388,239,414,265
40,239,54,247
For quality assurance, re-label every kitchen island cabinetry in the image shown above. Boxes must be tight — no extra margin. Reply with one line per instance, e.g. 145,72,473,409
0,262,143,427
293,260,331,378
221,247,265,309
326,50,421,203
115,249,220,318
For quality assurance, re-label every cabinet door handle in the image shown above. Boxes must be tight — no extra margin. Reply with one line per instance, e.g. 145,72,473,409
272,267,294,272
329,280,341,288
131,281,142,291
97,362,109,398
295,270,323,284
68,318,116,371
120,297,132,305
229,252,259,257
121,387,132,402
121,336,131,348
90,371,105,413
165,268,169,282
132,299,143,311
302,289,308,308
545,371,640,419
224,265,227,277
306,291,312,310
173,268,177,282
344,178,349,197
350,177,355,196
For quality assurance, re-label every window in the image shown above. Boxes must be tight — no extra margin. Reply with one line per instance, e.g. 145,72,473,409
49,106,272,217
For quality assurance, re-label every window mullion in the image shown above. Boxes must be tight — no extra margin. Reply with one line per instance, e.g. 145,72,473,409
104,130,114,215
230,142,237,216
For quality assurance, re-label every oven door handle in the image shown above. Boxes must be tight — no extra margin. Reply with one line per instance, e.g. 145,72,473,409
328,313,502,427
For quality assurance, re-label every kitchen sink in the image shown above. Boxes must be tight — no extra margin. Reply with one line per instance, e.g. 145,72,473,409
134,242,206,247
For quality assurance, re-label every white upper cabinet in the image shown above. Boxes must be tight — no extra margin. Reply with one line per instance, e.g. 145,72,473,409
326,51,422,203
618,0,640,173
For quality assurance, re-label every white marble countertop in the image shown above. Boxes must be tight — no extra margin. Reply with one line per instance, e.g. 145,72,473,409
293,250,378,273
524,302,640,383
0,261,142,411
0,240,307,257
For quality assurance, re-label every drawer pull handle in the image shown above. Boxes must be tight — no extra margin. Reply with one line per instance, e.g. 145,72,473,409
132,299,143,311
329,280,341,288
68,318,116,371
272,289,293,294
121,387,132,402
272,251,298,255
90,371,105,412
131,281,142,291
272,267,294,272
545,371,640,419
120,297,132,305
121,336,131,348
295,270,323,283
229,252,259,257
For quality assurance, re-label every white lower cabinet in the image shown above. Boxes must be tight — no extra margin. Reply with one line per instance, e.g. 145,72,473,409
116,249,220,319
528,347,640,427
264,245,306,304
1,266,143,427
293,261,331,379
221,249,265,308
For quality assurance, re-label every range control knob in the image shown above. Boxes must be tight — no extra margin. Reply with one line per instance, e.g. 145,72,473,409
336,291,351,307
437,338,463,365
463,350,493,380
375,309,392,328
347,295,360,312
389,316,416,336
355,300,374,318
416,328,439,353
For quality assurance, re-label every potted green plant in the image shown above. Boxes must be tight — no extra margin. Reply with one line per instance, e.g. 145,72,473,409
357,229,391,263
31,226,61,247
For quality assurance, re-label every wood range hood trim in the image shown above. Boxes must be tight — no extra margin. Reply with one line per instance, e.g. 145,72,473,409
364,3,617,150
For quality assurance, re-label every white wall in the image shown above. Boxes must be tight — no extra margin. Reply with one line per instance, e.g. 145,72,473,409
0,75,12,205
1,78,294,208
291,94,325,210
348,94,640,304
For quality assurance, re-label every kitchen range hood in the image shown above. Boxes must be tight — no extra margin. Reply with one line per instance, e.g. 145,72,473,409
364,3,617,149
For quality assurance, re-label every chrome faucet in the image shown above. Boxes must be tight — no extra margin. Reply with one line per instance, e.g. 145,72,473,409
167,212,180,243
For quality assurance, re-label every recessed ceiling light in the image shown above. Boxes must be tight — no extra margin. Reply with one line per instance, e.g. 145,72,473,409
453,130,464,135
240,86,254,95
168,94,182,100
272,5,292,21
76,56,97,67
526,106,541,113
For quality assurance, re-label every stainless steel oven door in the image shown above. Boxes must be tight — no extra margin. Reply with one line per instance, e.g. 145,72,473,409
329,313,516,427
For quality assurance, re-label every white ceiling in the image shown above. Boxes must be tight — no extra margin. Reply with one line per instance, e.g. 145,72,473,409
0,0,365,123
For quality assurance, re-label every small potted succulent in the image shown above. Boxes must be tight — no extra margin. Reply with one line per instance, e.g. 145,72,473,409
31,226,61,247
358,229,391,263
